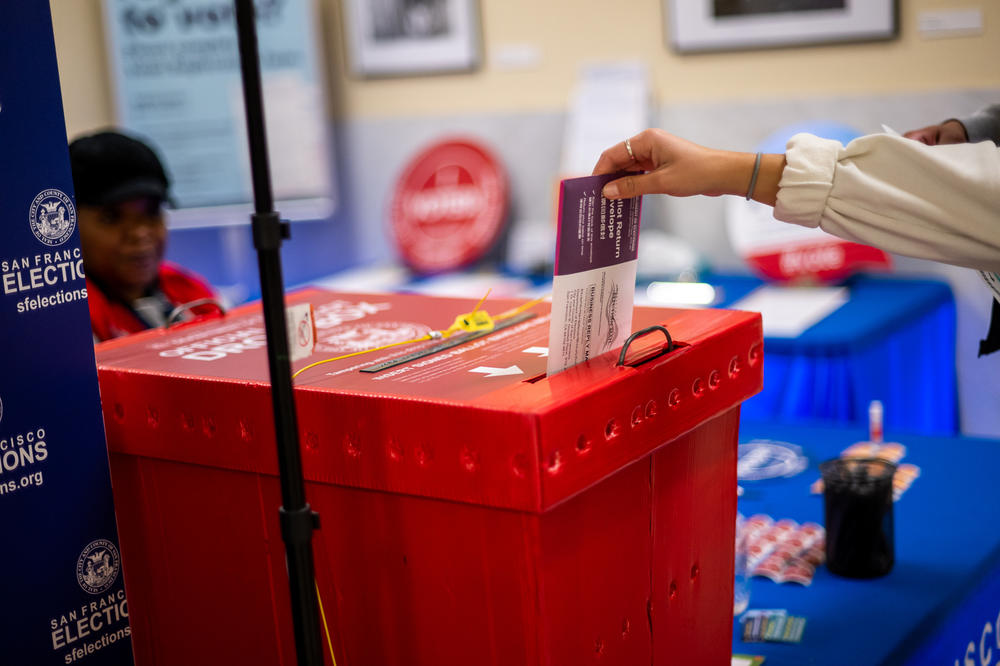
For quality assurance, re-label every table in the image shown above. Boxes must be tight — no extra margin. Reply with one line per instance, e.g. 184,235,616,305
709,273,957,435
732,422,1000,665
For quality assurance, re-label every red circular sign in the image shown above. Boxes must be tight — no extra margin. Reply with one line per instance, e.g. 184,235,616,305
747,241,892,283
390,138,508,274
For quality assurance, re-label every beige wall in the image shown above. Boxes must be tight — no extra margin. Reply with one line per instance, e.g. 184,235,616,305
52,0,115,138
53,0,1000,135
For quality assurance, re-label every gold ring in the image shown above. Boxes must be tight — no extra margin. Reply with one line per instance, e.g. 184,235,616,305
624,137,635,161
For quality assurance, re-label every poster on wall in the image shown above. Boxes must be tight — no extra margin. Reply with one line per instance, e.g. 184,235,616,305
101,0,335,227
0,3,134,664
342,0,481,76
667,0,897,52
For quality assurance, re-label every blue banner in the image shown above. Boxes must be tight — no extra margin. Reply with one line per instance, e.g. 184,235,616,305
0,4,134,664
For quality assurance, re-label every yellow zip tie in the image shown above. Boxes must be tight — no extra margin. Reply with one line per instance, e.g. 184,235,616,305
444,308,494,337
471,287,491,314
315,579,337,666
442,288,493,337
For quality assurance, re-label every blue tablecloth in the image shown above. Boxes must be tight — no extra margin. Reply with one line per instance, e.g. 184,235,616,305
709,273,958,435
732,422,1000,665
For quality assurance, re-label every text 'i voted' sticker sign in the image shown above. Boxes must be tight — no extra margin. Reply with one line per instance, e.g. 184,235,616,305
738,440,808,481
390,138,508,275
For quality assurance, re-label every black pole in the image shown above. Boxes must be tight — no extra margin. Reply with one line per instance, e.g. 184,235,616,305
232,2,324,665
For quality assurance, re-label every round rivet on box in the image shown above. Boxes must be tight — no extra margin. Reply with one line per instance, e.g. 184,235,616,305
181,412,195,431
621,618,631,639
202,417,216,438
546,450,562,475
344,433,361,457
240,420,254,443
605,418,620,440
594,637,605,656
730,355,742,377
748,344,761,367
461,446,480,472
113,403,125,422
692,378,705,397
388,439,403,461
305,432,319,451
708,370,721,390
631,405,643,428
415,445,433,466
667,388,681,409
576,435,591,454
146,406,159,428
690,563,700,581
511,453,528,478
669,580,678,600
645,400,657,419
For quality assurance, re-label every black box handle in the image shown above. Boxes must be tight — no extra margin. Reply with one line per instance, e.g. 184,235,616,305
617,325,674,368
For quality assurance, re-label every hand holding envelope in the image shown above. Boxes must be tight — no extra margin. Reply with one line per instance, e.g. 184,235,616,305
546,172,642,376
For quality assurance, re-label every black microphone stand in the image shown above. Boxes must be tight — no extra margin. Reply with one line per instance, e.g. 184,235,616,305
232,2,324,664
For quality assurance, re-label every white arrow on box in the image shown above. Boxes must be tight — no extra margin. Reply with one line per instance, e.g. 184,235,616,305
523,347,549,357
470,365,524,378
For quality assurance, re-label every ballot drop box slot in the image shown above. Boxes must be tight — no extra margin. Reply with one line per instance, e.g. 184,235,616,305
95,288,762,666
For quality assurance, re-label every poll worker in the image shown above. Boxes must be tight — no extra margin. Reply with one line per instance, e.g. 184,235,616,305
903,103,1000,147
592,118,1000,354
901,103,1000,354
69,130,220,341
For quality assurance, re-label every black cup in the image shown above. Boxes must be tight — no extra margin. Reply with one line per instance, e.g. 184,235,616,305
820,457,896,578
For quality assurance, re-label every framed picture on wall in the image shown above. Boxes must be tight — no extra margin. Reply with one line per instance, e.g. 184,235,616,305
342,0,481,77
666,0,897,53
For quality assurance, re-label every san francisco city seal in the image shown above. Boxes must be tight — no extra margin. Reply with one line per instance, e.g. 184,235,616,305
29,188,76,247
76,539,121,595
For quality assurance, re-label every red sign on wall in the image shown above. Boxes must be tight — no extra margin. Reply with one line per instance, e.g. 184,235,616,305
390,138,508,274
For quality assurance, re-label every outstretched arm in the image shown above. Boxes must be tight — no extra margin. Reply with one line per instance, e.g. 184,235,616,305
591,128,786,206
903,119,968,146
592,128,1000,273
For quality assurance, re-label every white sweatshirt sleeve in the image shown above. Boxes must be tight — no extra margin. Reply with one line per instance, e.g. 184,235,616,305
773,132,1000,273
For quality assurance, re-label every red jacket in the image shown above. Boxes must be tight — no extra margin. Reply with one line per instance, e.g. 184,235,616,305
87,261,220,342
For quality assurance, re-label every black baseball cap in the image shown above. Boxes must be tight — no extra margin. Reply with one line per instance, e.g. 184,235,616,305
69,130,171,207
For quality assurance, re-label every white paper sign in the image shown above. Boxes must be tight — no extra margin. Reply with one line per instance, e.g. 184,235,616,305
285,302,316,361
730,285,847,338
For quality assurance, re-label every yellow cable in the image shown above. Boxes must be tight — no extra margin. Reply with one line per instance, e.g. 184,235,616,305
495,293,550,321
291,334,433,379
315,579,337,666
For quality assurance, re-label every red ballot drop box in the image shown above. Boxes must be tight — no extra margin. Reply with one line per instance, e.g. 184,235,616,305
95,288,762,666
